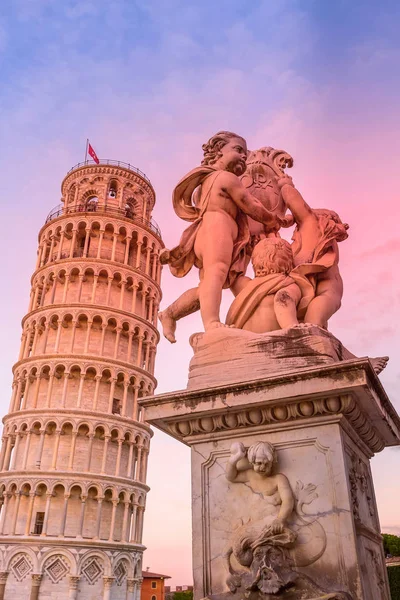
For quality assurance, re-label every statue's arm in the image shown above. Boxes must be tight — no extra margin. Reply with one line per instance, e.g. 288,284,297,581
221,172,279,230
226,442,250,483
276,474,295,523
277,176,318,228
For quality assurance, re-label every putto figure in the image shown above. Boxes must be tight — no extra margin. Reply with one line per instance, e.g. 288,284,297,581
159,131,283,341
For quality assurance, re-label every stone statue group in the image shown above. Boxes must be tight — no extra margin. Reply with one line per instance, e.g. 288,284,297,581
159,131,349,343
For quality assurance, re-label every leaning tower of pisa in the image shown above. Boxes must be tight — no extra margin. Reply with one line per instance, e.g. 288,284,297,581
0,159,163,600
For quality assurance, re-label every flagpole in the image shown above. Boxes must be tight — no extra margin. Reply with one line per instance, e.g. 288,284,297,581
84,139,89,163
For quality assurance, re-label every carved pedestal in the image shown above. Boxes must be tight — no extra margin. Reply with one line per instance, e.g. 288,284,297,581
141,359,400,600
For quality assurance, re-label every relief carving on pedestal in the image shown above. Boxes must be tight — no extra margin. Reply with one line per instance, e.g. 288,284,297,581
222,441,352,600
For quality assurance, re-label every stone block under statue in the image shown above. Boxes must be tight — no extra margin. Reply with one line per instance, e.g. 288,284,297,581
141,354,400,600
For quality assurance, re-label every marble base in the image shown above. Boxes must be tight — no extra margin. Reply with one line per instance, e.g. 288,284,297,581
187,325,355,390
141,359,400,600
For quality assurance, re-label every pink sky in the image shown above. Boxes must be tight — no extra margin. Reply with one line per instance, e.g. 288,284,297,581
1,0,400,587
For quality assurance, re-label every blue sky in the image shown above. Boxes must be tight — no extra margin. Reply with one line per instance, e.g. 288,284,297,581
0,0,400,585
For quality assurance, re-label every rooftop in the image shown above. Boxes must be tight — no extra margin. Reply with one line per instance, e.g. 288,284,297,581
143,571,171,579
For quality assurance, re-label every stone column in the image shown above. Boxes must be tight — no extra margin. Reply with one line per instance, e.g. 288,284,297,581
68,432,78,470
22,431,32,469
3,436,13,471
51,429,61,469
0,438,7,471
24,492,35,535
0,495,9,534
84,319,93,353
136,335,144,367
124,236,132,264
136,577,143,600
113,327,122,359
69,576,80,600
94,496,103,540
132,384,140,421
101,436,111,474
126,578,135,600
127,442,134,478
129,503,138,542
130,283,138,313
127,332,134,362
108,500,118,541
86,434,94,471
145,246,151,275
35,428,46,468
115,438,123,477
91,274,99,303
76,372,86,408
0,572,9,600
97,229,105,259
107,379,117,413
122,381,129,417
59,493,70,536
57,231,65,260
41,492,53,536
61,370,70,407
62,274,70,302
93,375,102,410
111,232,118,262
29,574,42,600
122,500,130,542
77,495,87,538
9,433,21,470
11,492,21,534
135,239,143,269
32,375,41,408
119,280,126,309
103,577,115,600
106,277,113,304
100,323,107,355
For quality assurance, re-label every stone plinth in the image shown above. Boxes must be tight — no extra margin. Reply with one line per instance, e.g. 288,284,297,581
141,358,400,600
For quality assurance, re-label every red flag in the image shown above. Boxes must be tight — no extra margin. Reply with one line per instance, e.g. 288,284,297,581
88,143,99,164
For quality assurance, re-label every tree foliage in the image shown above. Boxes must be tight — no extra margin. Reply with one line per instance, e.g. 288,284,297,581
387,565,400,599
383,533,400,557
173,591,193,600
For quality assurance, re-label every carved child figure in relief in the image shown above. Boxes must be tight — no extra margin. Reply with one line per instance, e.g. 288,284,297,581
223,441,352,600
226,441,295,533
159,131,283,340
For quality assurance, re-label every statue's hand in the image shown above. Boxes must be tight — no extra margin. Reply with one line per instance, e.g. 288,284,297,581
270,518,285,534
230,442,246,462
275,174,294,190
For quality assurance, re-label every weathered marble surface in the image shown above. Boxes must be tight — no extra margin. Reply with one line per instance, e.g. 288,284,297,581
141,360,400,600
188,324,354,390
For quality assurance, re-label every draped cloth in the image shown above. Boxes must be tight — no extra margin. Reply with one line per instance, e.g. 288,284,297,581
226,211,347,329
167,166,251,288
225,272,315,329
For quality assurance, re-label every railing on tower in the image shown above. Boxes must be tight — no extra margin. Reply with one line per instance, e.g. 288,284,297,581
66,159,151,184
45,203,162,237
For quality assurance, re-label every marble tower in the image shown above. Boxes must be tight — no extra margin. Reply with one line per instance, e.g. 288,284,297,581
0,158,163,599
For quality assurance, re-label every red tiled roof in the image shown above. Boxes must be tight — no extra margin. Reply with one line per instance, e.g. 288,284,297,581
143,571,171,579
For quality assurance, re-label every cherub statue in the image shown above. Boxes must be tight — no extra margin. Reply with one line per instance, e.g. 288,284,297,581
277,175,349,328
159,131,283,341
226,176,349,331
225,237,314,332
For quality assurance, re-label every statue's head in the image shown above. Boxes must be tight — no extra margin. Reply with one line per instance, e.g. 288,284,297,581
247,441,276,475
202,131,247,176
251,238,294,277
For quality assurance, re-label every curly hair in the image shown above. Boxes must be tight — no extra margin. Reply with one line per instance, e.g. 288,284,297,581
201,131,246,166
247,441,276,465
251,238,294,277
